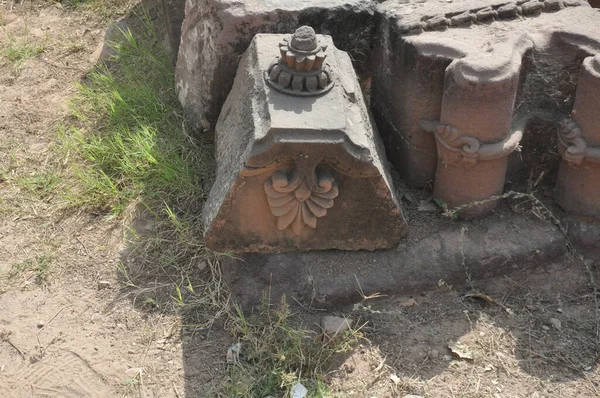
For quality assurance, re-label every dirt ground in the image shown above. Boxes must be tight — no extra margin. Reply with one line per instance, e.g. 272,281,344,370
0,1,599,397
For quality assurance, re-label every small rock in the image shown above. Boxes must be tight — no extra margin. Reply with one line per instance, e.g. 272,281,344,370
321,316,353,337
429,349,439,358
399,298,418,307
443,354,453,361
97,280,112,290
94,346,99,351
417,201,438,212
125,367,142,377
290,382,308,398
37,321,45,329
127,349,135,354
198,260,208,271
402,192,414,203
448,342,474,360
549,318,562,330
526,305,537,311
542,325,550,331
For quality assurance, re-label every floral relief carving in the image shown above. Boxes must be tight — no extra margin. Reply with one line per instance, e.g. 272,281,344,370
264,169,339,235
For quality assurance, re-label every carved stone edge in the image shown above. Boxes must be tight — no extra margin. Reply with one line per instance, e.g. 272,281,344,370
557,118,600,167
420,120,523,164
397,0,585,36
264,64,335,97
447,35,532,88
264,168,339,235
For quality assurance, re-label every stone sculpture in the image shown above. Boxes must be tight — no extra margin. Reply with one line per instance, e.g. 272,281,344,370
372,0,600,217
203,27,407,252
171,0,600,305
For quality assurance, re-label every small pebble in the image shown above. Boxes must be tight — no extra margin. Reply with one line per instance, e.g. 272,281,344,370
549,317,562,330
321,315,353,336
97,280,112,290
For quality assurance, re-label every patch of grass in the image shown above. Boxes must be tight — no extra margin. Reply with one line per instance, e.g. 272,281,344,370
62,21,213,216
61,10,223,328
13,172,61,200
1,28,46,70
220,296,363,397
61,0,130,19
4,253,55,286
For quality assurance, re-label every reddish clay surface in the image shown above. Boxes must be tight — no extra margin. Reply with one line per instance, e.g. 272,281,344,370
555,55,600,217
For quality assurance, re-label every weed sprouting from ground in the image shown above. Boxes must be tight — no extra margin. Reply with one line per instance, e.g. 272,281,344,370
221,295,363,397
0,27,46,70
2,253,55,287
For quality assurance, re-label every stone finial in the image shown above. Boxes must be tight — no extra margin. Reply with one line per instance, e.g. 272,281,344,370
266,26,334,96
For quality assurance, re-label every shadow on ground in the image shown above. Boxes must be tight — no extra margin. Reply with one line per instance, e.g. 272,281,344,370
117,199,600,397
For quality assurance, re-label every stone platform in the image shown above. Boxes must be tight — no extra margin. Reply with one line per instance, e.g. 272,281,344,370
222,205,569,309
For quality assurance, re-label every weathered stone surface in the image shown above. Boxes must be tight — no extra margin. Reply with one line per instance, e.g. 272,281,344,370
175,0,375,131
564,217,600,256
162,0,186,59
555,55,600,217
372,0,600,217
321,316,353,336
203,32,406,252
222,209,567,309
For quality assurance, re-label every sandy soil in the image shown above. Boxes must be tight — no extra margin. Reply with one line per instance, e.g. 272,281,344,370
0,2,599,398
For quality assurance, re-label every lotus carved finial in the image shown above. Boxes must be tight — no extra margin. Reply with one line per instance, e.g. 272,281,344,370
265,26,334,96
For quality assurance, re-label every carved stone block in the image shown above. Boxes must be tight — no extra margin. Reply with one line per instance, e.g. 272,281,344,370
372,0,600,217
203,29,407,252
